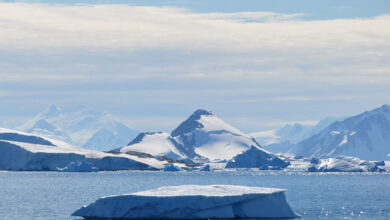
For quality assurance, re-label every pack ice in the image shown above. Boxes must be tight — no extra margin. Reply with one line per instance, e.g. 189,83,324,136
72,185,299,219
308,156,386,172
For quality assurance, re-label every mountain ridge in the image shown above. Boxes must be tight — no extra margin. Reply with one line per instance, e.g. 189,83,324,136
289,104,390,160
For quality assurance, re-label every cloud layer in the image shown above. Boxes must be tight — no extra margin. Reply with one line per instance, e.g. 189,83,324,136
0,3,390,131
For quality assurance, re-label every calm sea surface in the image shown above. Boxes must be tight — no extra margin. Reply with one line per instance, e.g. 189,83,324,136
0,170,389,220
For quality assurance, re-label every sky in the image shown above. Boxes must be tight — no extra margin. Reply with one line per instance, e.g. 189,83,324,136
0,0,390,133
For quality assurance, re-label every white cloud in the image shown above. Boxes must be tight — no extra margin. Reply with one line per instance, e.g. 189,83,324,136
0,2,389,84
0,3,389,53
0,3,389,133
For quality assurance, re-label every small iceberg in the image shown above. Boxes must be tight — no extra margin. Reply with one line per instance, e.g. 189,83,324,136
225,146,290,169
162,164,183,171
308,156,386,172
57,161,98,172
200,164,211,171
72,185,299,219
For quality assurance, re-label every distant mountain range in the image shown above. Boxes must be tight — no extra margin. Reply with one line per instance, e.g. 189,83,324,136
249,117,342,147
249,105,390,161
289,104,390,161
115,109,284,165
7,104,390,162
2,104,390,171
17,105,139,151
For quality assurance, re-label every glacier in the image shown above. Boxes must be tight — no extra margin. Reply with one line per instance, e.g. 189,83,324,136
0,128,165,171
308,156,386,172
72,185,299,219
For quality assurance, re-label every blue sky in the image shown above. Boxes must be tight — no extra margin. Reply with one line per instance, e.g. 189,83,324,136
4,0,390,20
0,0,390,132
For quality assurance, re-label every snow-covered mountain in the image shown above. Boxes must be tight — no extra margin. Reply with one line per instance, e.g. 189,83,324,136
25,119,73,143
289,104,390,161
170,109,264,161
18,105,139,151
117,109,285,164
249,117,342,153
0,128,164,171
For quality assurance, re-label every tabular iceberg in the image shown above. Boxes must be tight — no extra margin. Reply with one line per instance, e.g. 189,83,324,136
72,185,299,219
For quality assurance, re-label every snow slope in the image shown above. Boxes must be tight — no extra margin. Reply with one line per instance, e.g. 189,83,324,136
18,105,139,151
118,132,186,160
0,128,164,171
72,185,299,219
289,104,390,160
308,156,386,172
26,119,73,144
170,109,263,161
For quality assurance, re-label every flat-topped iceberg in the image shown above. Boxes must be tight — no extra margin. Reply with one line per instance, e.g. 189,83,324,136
72,185,299,219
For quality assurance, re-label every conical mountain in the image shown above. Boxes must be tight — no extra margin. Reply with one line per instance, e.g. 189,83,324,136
171,109,263,161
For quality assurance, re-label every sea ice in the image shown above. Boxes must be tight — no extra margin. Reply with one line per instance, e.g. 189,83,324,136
57,161,98,172
308,156,386,172
162,164,183,171
72,185,299,219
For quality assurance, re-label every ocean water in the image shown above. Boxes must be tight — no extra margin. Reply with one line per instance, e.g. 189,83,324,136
0,170,389,220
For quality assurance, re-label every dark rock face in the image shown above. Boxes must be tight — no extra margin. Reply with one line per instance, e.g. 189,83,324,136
171,109,213,137
127,132,164,146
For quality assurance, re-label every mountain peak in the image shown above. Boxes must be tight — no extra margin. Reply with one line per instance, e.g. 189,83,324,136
128,132,163,146
379,104,390,111
42,104,61,117
190,109,213,119
171,109,213,137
